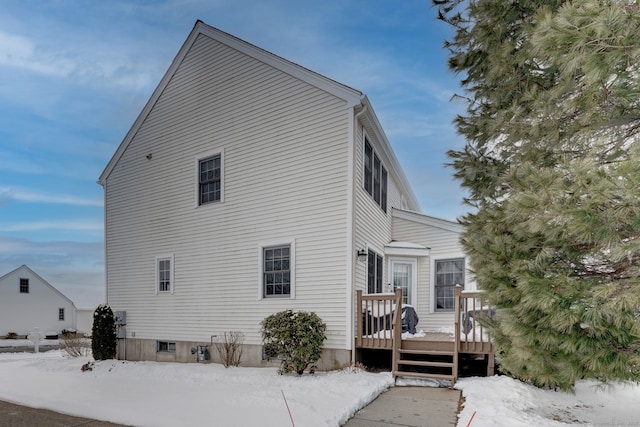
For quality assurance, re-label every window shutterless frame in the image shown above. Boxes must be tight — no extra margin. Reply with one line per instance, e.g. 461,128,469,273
259,240,295,299
195,148,224,206
434,258,465,312
362,135,387,213
155,254,175,294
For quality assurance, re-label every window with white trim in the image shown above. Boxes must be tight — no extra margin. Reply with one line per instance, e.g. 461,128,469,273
363,137,387,213
263,245,291,297
156,255,174,294
197,150,224,206
58,308,65,321
367,250,383,294
435,258,465,311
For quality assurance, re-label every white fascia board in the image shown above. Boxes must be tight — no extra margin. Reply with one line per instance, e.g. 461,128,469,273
392,208,464,234
197,23,364,107
385,241,430,257
98,23,201,186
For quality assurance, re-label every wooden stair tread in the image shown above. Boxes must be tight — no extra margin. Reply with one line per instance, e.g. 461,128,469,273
397,360,454,368
399,349,454,356
393,371,455,380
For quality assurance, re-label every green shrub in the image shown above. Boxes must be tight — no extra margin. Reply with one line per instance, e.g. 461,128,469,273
91,305,116,360
261,309,327,375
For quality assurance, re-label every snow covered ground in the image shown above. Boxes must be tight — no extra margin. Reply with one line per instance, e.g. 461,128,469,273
0,341,639,426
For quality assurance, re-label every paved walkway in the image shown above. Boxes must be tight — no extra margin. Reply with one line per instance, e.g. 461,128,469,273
343,386,461,427
0,386,460,427
0,400,128,427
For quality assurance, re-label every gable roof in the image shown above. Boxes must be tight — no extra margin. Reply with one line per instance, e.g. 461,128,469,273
97,20,420,211
98,20,364,185
0,265,77,308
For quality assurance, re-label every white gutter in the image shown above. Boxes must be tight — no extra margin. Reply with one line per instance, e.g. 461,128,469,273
348,102,367,364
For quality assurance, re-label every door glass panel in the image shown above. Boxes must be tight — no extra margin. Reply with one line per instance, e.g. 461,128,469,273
392,262,412,305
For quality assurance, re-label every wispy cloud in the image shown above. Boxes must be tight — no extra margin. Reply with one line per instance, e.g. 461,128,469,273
0,220,103,233
0,30,158,90
0,187,103,207
0,31,74,77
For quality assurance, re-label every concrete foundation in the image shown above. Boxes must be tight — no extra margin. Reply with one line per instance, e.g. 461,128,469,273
116,338,351,371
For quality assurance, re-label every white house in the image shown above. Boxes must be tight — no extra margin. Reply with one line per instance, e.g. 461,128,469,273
98,21,475,370
0,265,77,337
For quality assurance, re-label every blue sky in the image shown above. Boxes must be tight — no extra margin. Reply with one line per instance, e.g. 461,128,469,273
0,0,467,309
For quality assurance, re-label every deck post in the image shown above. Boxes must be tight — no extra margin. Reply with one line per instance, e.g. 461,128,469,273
355,290,363,348
453,285,462,384
391,288,402,379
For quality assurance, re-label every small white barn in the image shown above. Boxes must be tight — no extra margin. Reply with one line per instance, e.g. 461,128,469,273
0,265,77,337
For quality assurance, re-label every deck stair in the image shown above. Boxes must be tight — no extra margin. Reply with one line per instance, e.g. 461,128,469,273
393,340,457,383
355,287,494,386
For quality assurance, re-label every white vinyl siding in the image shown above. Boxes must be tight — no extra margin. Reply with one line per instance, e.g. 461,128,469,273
103,34,351,348
353,126,405,296
391,210,471,331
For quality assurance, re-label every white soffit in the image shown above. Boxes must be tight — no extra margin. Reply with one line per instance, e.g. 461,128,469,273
384,241,430,257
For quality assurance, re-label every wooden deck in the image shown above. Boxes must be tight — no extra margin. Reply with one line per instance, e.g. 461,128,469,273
355,286,495,384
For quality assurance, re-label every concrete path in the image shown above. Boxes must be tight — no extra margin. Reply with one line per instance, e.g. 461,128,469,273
343,386,461,427
0,386,460,427
0,400,128,427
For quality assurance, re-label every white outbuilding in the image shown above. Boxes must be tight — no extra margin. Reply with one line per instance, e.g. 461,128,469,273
0,265,77,338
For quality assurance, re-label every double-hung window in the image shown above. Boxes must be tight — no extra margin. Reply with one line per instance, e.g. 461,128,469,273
367,250,383,294
435,258,465,311
19,278,29,293
156,255,174,294
363,137,387,212
263,245,291,297
58,308,65,321
199,154,221,204
197,150,224,206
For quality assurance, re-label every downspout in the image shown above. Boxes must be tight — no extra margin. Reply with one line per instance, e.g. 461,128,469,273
349,103,367,365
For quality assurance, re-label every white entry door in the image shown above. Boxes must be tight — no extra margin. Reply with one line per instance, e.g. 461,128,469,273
390,259,417,307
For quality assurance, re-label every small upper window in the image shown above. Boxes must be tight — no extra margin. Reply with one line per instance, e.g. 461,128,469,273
199,154,222,205
58,308,65,321
363,137,387,213
19,278,29,293
156,255,174,294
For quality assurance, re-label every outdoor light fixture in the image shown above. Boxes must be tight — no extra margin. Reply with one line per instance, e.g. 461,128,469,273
357,249,367,262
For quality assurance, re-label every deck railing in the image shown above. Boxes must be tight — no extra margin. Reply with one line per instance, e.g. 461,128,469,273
355,289,402,349
455,285,494,354
356,287,494,352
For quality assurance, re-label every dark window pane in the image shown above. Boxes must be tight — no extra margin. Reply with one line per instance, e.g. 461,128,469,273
381,166,387,212
373,155,381,204
364,139,373,195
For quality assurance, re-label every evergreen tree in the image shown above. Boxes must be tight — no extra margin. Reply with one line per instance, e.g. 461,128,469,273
92,305,117,360
436,0,640,389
